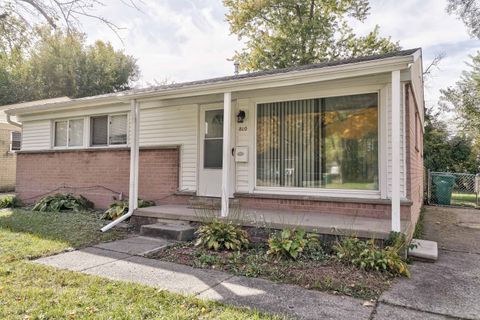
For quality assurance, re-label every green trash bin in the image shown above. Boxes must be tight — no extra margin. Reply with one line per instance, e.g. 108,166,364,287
432,174,456,205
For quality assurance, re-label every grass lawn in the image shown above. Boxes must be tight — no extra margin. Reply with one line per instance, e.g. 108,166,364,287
0,209,282,319
451,192,478,208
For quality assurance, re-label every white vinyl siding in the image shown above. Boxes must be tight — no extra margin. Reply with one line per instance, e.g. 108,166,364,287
139,104,199,192
386,84,406,198
21,120,51,150
235,99,252,193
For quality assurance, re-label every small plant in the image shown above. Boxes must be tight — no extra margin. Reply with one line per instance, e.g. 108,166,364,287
0,195,22,209
102,199,155,220
333,237,410,277
32,193,93,212
195,218,249,251
194,254,220,268
267,228,320,260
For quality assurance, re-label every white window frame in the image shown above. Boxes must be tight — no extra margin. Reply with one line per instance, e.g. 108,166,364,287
9,131,21,152
252,86,385,199
52,117,86,149
89,113,129,148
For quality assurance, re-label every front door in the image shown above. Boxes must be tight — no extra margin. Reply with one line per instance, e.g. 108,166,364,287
199,105,226,197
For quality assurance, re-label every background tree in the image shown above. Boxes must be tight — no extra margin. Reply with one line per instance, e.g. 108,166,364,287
440,52,480,144
0,0,139,36
446,0,480,39
223,0,399,71
0,17,139,105
423,109,480,173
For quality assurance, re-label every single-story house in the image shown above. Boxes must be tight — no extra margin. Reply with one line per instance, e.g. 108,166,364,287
4,48,424,239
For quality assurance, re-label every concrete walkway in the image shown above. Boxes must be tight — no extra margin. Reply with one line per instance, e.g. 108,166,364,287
35,207,480,320
35,236,373,320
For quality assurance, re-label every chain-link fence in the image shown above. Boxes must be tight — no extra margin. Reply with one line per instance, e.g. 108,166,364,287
427,171,480,208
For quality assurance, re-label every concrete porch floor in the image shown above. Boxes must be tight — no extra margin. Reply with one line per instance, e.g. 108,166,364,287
134,204,410,239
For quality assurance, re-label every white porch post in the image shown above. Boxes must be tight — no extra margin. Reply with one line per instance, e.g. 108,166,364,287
129,99,140,211
391,70,401,232
221,92,232,217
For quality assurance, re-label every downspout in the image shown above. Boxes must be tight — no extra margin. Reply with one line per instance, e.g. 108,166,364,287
101,99,139,232
6,114,22,128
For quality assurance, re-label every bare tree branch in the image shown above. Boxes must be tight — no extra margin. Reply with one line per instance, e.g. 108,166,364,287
1,0,141,40
424,52,446,80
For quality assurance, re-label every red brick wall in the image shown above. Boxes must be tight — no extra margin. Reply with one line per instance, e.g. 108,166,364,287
16,147,187,208
238,196,412,220
405,83,424,226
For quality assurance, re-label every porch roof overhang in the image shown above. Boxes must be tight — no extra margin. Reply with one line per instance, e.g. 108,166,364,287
4,48,421,116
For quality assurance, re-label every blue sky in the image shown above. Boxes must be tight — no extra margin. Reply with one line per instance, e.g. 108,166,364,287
80,0,479,108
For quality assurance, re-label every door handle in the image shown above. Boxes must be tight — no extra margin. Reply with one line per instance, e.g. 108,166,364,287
231,147,235,156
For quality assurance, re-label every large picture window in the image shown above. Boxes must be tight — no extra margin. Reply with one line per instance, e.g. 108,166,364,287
256,93,379,190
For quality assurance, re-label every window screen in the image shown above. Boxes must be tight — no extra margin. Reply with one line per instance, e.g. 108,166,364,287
90,116,108,146
109,114,127,145
11,131,21,151
54,121,68,147
69,119,84,147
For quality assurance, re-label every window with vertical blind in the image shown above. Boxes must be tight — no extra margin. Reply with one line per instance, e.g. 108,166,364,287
90,114,127,146
256,93,379,190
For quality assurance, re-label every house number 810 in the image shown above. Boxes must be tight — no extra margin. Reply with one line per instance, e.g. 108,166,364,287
239,126,247,131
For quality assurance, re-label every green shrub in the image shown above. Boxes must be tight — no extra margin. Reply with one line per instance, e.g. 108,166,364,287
32,193,93,212
333,237,410,277
102,199,155,220
267,228,320,260
195,218,249,251
0,195,22,209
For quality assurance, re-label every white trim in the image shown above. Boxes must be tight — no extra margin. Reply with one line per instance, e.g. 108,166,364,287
391,70,401,232
251,87,384,198
254,187,381,199
52,117,85,149
221,92,232,217
7,53,417,116
380,85,388,198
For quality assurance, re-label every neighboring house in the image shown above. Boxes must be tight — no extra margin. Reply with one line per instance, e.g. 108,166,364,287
0,108,21,192
4,48,424,238
0,97,72,192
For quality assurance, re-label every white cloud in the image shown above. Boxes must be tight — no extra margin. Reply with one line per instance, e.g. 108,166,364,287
78,0,480,105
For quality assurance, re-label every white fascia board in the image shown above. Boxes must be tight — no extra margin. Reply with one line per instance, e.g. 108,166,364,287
7,55,414,116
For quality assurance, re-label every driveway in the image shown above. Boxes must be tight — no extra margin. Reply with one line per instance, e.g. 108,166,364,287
375,206,480,320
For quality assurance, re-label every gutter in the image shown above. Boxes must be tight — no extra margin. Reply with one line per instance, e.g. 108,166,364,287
101,99,140,232
6,53,416,116
6,114,22,128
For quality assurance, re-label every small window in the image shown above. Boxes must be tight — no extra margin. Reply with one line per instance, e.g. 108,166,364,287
90,116,108,146
10,131,21,151
90,114,127,146
54,119,84,148
109,114,128,145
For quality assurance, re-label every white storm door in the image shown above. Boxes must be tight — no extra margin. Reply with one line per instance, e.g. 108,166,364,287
199,106,225,197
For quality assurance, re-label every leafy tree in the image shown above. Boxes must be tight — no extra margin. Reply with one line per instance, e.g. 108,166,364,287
440,52,480,144
446,0,480,39
0,19,139,105
223,0,399,71
424,109,480,173
424,109,453,172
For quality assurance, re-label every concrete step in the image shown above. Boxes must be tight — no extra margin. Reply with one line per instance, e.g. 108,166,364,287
408,239,438,262
140,223,196,241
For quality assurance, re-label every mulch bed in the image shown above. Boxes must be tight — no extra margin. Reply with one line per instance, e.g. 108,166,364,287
151,228,394,300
